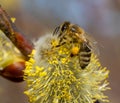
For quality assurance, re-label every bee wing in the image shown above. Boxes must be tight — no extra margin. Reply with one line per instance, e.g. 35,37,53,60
84,32,100,56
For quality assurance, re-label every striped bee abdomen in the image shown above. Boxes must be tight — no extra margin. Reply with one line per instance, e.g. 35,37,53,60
79,42,91,69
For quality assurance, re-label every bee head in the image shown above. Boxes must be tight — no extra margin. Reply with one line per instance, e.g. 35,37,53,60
53,21,87,45
53,21,70,36
61,21,70,32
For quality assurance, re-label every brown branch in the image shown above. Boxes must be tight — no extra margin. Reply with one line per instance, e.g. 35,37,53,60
0,5,33,60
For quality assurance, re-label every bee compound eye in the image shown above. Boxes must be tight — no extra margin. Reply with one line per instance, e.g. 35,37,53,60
61,25,67,32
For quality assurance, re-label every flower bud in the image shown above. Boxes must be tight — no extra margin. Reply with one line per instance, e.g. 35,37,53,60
0,61,25,82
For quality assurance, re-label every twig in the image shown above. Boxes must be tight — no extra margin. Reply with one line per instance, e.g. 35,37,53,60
0,5,33,60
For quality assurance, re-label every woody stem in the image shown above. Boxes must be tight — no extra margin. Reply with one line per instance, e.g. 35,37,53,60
0,5,33,60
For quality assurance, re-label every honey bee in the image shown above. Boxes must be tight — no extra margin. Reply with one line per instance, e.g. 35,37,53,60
53,21,98,69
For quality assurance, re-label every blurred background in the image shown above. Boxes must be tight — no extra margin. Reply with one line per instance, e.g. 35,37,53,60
0,0,120,103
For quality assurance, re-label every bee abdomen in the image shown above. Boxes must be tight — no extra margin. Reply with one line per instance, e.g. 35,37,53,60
79,52,91,69
79,43,91,69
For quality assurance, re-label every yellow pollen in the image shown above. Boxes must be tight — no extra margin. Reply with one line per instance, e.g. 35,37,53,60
71,46,79,55
51,39,59,47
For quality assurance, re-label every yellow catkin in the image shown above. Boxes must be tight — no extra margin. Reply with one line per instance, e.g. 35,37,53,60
24,33,110,103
